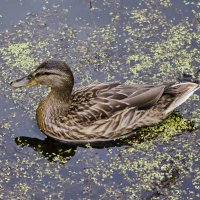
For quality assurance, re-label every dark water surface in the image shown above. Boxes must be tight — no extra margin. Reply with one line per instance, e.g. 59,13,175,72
0,0,200,199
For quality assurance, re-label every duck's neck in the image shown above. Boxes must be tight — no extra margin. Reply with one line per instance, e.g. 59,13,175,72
44,88,73,115
50,88,72,103
36,88,72,130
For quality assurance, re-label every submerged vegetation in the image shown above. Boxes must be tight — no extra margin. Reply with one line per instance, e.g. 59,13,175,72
0,0,199,199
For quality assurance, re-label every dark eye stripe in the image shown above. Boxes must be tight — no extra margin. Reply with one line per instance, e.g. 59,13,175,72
35,72,61,77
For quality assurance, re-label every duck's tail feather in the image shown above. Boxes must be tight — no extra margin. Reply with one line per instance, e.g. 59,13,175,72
164,82,199,115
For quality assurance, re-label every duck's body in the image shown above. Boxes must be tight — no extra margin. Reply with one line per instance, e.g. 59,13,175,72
11,61,199,143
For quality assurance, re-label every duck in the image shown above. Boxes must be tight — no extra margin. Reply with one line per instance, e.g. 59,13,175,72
10,60,199,144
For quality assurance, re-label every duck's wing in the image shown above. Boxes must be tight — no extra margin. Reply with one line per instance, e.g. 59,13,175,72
70,83,168,124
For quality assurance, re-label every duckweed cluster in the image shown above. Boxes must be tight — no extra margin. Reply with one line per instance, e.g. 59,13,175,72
0,0,199,199
0,42,47,73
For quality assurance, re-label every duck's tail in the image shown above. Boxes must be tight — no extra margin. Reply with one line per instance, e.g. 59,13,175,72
164,82,199,115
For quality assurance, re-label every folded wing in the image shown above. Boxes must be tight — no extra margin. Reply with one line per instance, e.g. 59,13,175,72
70,83,169,125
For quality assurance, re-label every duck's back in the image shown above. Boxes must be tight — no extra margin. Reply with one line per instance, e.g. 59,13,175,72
68,83,171,125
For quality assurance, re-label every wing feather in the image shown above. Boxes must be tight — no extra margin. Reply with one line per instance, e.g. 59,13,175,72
69,83,167,125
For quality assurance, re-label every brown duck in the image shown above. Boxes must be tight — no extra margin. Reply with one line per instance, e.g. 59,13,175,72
10,60,199,144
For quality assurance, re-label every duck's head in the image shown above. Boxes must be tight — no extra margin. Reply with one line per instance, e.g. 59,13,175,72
10,60,74,93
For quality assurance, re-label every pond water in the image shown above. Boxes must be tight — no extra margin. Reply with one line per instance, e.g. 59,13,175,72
0,0,200,199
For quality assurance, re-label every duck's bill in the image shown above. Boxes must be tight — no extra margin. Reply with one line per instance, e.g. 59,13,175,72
10,76,37,88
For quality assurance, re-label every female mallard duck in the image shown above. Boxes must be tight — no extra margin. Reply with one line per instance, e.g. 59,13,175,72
10,60,199,144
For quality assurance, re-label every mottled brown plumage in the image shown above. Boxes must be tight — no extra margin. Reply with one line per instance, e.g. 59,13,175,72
10,60,199,144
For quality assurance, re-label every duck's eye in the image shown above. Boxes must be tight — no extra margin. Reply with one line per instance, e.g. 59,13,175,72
27,74,33,80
